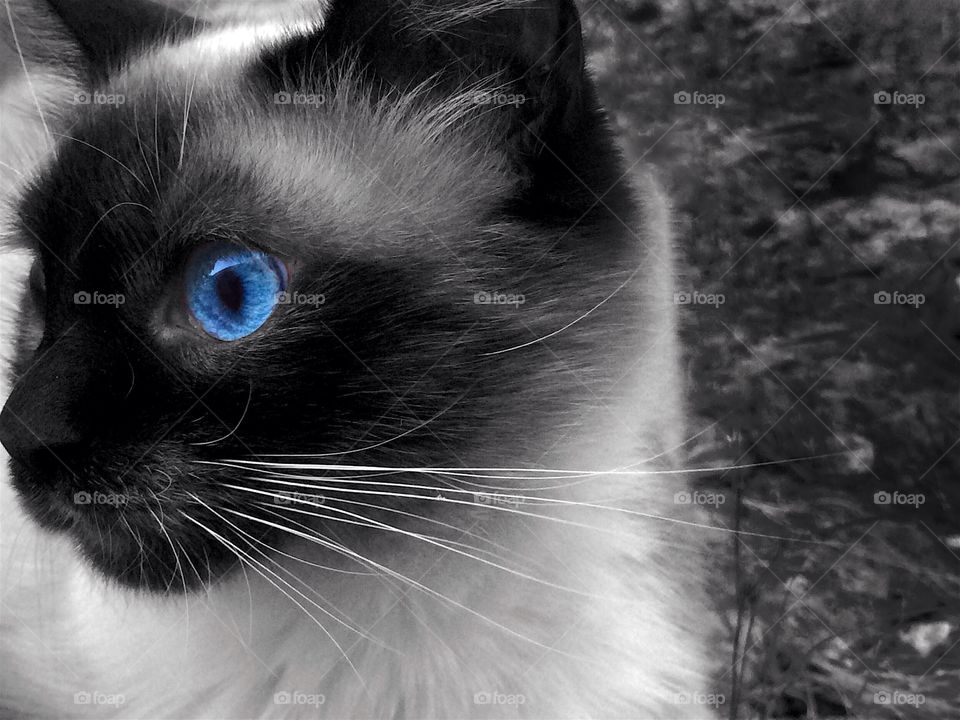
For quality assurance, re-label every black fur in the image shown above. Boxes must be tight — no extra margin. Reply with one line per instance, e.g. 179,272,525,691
44,0,204,82
0,0,649,593
255,0,635,222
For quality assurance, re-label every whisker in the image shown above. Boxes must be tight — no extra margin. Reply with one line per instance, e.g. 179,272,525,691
178,72,198,170
250,390,474,459
222,506,594,661
176,534,207,590
51,132,150,193
204,451,849,484
185,494,397,654
153,87,161,186
145,504,187,595
252,489,529,575
251,505,495,668
190,381,253,446
125,113,162,201
227,485,654,599
176,514,300,670
119,514,148,583
232,524,383,577
257,504,437,591
176,512,275,673
0,158,24,176
618,416,725,468
481,266,639,357
300,490,546,570
76,201,154,252
181,510,375,696
222,477,828,545
251,497,556,586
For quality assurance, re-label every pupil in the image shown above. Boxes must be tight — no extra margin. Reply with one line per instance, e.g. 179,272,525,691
215,270,245,313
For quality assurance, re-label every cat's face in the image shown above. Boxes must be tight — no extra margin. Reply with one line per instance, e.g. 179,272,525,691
0,0,642,592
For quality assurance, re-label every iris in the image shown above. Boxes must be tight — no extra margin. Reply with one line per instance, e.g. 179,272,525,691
185,244,287,340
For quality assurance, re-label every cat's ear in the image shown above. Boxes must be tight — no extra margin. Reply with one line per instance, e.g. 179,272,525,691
261,0,624,215
4,0,203,84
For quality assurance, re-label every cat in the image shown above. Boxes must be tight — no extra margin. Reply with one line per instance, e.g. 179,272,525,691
0,0,716,717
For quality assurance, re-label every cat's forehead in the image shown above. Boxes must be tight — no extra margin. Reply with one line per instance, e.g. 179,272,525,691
23,62,512,269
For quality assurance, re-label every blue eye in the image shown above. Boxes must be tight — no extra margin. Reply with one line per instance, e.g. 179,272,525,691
185,244,287,340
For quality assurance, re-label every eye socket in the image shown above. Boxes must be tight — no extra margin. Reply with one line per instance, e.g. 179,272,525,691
184,244,287,341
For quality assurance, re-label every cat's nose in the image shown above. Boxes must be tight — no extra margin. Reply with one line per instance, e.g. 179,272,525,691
0,333,124,470
0,389,85,469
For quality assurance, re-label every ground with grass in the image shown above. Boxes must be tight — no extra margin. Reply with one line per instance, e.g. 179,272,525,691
584,1,959,717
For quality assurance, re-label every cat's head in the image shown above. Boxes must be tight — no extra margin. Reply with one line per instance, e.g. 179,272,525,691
0,0,653,592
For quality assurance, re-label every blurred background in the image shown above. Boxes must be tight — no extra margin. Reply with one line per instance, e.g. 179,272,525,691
582,1,959,718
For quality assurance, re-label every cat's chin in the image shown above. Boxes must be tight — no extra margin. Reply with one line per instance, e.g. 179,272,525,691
7,462,241,593
72,525,240,594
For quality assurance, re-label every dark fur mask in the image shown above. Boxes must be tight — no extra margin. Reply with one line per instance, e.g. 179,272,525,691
0,0,650,592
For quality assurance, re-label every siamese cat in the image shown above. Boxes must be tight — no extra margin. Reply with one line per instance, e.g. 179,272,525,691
0,0,715,717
